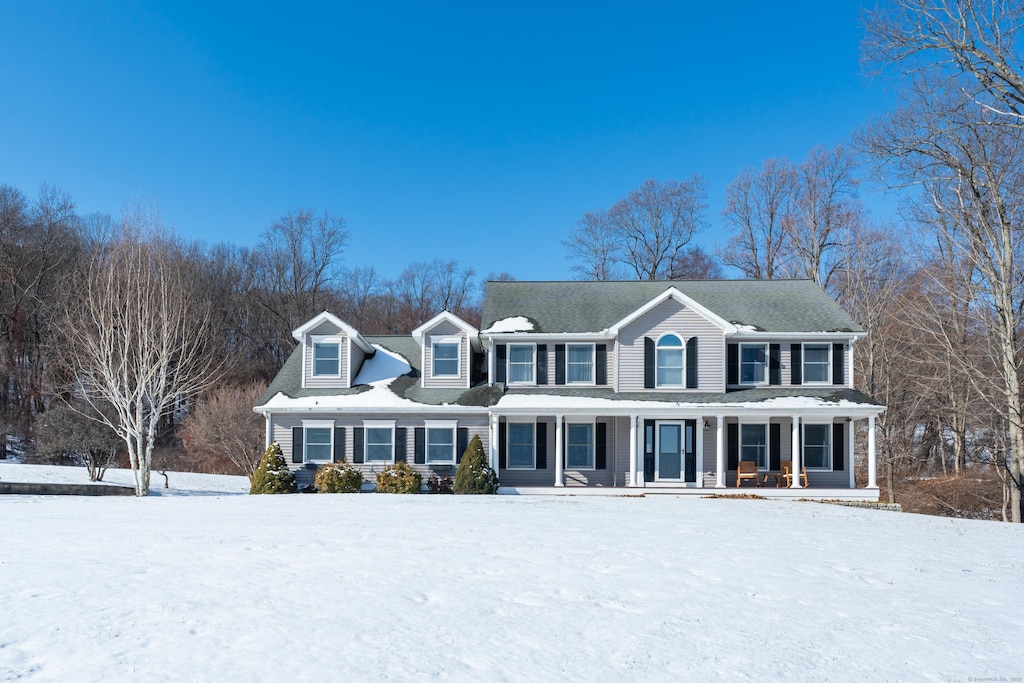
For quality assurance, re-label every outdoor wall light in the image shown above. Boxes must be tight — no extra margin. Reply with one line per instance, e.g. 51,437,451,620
703,419,710,431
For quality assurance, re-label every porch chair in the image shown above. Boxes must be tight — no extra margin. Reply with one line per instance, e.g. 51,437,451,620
780,462,809,488
735,461,760,488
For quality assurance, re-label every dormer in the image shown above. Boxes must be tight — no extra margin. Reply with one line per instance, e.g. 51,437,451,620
411,311,481,389
292,311,376,389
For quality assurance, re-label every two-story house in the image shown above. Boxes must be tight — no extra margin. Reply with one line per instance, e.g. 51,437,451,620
254,279,884,499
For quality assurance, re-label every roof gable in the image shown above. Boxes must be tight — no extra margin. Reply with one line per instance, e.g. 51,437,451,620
411,311,481,351
291,311,375,354
607,286,736,335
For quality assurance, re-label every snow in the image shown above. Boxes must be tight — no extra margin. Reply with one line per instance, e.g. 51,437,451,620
481,316,534,333
496,393,881,412
353,344,412,385
1,463,1022,682
0,463,248,496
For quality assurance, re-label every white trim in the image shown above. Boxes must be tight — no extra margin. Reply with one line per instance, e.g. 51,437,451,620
507,343,537,385
730,331,867,341
430,336,462,379
310,336,343,379
302,420,335,463
363,420,396,464
738,342,769,387
292,311,375,353
566,342,596,386
411,311,481,351
506,420,537,470
738,420,769,469
802,421,833,471
654,420,686,482
565,420,596,471
424,420,459,465
801,342,832,386
483,332,612,342
654,332,686,389
607,286,738,336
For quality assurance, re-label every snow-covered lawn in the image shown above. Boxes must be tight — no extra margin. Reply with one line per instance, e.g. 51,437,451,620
1,464,1021,682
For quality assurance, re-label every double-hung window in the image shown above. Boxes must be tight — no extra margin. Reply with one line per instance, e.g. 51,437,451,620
656,334,684,387
364,421,395,463
803,424,831,469
739,343,768,385
802,344,831,384
740,424,768,469
312,337,341,377
303,420,334,463
432,338,460,377
508,344,535,384
567,344,594,384
507,423,535,469
425,420,457,464
566,423,594,469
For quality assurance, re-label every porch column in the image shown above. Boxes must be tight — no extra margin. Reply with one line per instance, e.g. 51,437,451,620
790,415,802,488
554,414,564,487
848,419,856,489
489,414,500,474
867,415,877,489
264,413,272,449
715,416,725,488
628,415,638,487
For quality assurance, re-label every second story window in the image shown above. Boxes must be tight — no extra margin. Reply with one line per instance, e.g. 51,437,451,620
656,334,684,387
508,344,535,384
312,338,341,377
432,338,460,377
739,343,768,385
567,344,594,384
802,344,831,384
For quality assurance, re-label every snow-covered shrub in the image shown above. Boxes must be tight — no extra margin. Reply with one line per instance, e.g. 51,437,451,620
426,472,453,494
249,442,296,494
453,434,498,494
375,461,422,493
315,462,363,493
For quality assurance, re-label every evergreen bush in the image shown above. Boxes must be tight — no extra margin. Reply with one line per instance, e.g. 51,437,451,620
453,434,498,494
375,461,423,493
249,442,296,494
426,472,453,494
315,462,363,493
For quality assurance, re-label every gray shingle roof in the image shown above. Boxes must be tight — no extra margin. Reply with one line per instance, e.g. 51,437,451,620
481,279,863,334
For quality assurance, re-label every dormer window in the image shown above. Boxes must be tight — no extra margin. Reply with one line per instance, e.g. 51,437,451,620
656,334,685,387
508,344,535,384
432,337,460,377
739,343,768,385
312,337,341,377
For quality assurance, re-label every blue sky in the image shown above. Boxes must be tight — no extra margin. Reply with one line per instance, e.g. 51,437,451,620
1,1,895,281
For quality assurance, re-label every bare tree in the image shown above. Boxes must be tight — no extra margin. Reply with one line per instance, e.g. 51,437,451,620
562,210,623,280
720,158,796,279
669,245,723,279
180,381,267,479
33,400,122,481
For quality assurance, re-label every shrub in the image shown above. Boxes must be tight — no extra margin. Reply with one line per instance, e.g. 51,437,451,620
453,434,498,494
426,472,453,494
375,461,423,493
249,442,296,494
315,462,364,493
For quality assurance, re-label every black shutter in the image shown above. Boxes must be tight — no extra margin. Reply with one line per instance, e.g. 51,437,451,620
596,422,607,469
334,427,346,463
833,422,845,471
727,422,738,470
395,427,407,463
414,427,425,464
643,419,656,482
727,344,738,385
596,345,607,386
686,337,698,389
791,344,802,385
456,428,468,463
833,343,845,385
644,338,655,388
498,420,507,469
536,422,547,469
769,344,781,386
353,427,364,464
292,427,303,464
554,344,566,385
537,345,548,384
769,423,781,471
495,344,507,383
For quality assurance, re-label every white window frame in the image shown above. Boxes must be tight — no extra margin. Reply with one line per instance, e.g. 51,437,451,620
566,343,595,385
506,421,536,470
302,419,335,463
363,419,396,464
431,336,461,378
655,420,686,481
802,422,833,471
739,422,769,469
507,343,536,385
739,343,769,386
656,333,686,388
802,343,832,385
311,336,342,378
565,420,595,470
424,419,458,465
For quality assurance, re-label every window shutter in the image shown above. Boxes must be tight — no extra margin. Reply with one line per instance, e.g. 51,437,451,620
414,427,425,464
537,345,548,384
554,344,566,385
456,428,468,463
333,427,346,463
643,419,655,482
292,427,303,464
833,343,845,385
536,422,547,469
833,422,845,471
791,344,802,385
644,338,655,389
596,422,607,469
769,344,781,385
353,427,364,464
596,344,607,386
769,423,781,471
395,428,407,463
686,337,698,389
495,344,507,383
727,423,738,470
727,344,738,385
498,420,507,470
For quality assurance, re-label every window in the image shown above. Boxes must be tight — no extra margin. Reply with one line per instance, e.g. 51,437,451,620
803,423,831,469
803,344,831,384
566,423,594,469
508,344,535,384
740,424,768,469
656,334,684,387
425,421,456,464
507,423,535,469
432,338,460,377
305,427,332,462
567,344,594,384
739,343,768,385
312,339,340,377
365,423,394,463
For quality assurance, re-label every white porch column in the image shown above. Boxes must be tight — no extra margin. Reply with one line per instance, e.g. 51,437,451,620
868,415,877,489
715,416,726,488
489,414,500,474
554,414,564,487
264,414,272,449
848,419,856,489
628,415,638,487
790,415,802,488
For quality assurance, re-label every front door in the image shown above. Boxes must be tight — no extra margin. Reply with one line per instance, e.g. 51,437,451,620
655,420,697,482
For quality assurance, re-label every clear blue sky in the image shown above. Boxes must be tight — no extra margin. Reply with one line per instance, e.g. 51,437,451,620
1,1,895,281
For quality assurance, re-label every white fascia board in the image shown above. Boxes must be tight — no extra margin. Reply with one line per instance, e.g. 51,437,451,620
411,310,481,351
607,287,737,336
291,311,376,355
729,331,867,341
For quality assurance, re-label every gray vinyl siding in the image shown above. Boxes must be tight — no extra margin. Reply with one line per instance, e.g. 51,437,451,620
729,339,852,389
303,321,349,389
531,342,614,388
725,417,851,488
499,417,555,487
349,342,369,385
614,416,631,487
616,298,726,392
564,418,615,487
422,320,468,389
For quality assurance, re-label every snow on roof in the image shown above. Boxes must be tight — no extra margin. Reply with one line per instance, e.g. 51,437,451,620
481,316,534,334
494,393,882,413
353,344,412,385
